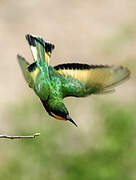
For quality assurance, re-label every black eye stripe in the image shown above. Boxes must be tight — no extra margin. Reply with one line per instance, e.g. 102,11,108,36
51,109,67,118
34,37,55,53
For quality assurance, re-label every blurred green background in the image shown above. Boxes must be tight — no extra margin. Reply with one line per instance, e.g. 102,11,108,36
0,0,136,179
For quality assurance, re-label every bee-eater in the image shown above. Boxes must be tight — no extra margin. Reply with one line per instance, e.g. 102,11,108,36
17,34,130,127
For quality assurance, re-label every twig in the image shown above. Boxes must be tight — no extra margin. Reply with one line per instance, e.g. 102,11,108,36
0,133,40,139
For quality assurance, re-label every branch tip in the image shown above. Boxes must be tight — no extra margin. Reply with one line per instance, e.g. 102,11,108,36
33,132,40,137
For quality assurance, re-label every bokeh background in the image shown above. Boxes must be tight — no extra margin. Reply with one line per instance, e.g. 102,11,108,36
0,0,136,179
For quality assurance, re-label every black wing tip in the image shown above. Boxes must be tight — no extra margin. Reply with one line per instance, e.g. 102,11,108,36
54,63,90,70
25,34,36,46
44,42,55,54
54,63,131,75
25,34,46,50
28,62,37,72
45,42,55,52
54,63,108,71
25,34,55,52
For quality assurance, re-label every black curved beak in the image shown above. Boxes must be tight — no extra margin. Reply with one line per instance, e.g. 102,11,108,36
66,115,78,127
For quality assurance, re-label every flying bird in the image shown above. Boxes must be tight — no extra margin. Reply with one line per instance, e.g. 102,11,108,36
17,34,130,127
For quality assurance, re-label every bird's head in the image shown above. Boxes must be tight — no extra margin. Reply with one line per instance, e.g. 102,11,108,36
49,102,78,127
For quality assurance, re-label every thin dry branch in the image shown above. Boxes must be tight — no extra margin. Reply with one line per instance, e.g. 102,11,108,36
0,133,40,139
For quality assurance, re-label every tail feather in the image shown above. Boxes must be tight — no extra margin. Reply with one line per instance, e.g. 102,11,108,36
25,34,55,64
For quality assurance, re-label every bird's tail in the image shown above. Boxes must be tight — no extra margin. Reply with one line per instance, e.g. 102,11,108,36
25,34,55,64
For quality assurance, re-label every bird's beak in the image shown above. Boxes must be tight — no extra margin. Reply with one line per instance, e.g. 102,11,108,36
66,115,78,127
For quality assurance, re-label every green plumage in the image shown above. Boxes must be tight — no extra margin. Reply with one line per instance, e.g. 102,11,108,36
17,34,130,127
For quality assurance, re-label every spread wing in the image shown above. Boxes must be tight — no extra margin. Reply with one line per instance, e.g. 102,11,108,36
54,63,130,98
17,55,34,88
25,34,55,64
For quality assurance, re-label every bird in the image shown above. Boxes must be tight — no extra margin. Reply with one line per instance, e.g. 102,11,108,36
17,34,130,127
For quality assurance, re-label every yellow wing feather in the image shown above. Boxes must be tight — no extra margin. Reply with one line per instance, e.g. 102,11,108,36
56,65,130,89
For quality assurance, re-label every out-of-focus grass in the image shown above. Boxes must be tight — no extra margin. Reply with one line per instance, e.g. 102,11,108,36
0,97,136,180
